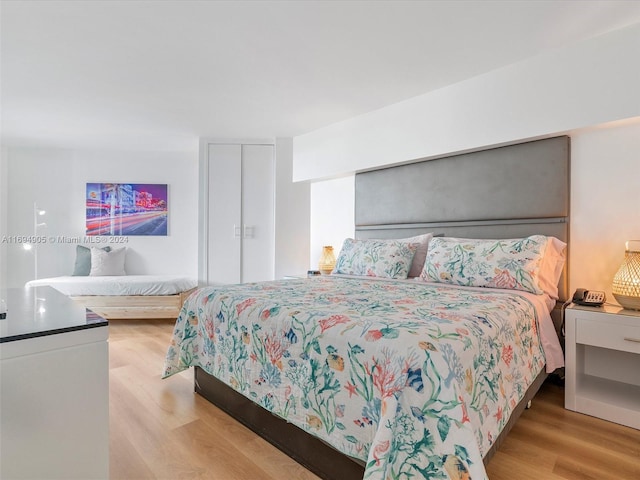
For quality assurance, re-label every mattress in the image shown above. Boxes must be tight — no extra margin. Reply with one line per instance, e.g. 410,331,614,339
25,275,197,296
163,275,563,480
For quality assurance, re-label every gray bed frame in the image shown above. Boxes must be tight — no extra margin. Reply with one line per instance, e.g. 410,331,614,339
195,135,570,479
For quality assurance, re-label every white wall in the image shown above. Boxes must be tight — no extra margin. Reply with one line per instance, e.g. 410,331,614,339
294,23,640,181
295,23,640,300
0,147,8,291
570,119,640,300
309,176,354,271
274,138,311,278
4,147,198,288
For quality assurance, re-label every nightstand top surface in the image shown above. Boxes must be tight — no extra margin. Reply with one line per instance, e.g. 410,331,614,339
568,303,640,318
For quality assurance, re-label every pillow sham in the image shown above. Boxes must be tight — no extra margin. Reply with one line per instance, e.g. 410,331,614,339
72,245,111,276
89,247,126,276
400,233,434,278
332,238,418,279
419,235,549,294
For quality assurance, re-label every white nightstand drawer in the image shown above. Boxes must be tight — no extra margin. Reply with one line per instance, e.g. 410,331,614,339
576,318,640,354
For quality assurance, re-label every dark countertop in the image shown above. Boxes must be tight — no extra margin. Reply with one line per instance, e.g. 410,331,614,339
0,286,107,343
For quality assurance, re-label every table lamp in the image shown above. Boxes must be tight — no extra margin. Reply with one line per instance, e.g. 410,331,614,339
612,240,640,310
318,246,336,275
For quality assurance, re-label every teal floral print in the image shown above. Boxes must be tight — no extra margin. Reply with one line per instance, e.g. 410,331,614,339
420,235,548,294
163,276,546,480
333,238,418,279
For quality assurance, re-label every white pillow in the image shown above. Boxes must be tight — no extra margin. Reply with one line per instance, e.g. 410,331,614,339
538,236,567,300
89,247,126,276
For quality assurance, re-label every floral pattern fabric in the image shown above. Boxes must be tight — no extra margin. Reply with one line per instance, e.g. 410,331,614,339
163,276,546,480
420,235,549,294
333,238,418,279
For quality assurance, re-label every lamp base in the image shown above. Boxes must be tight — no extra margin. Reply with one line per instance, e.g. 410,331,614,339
612,293,640,311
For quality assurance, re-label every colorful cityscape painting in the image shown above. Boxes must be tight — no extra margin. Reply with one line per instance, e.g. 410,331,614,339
86,183,168,236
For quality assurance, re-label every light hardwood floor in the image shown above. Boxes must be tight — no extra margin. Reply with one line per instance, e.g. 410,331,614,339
109,320,640,480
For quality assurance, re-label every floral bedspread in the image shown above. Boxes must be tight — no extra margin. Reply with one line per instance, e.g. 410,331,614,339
163,276,546,480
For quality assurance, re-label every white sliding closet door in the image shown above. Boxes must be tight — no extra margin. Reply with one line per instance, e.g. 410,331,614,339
207,144,242,285
241,144,274,283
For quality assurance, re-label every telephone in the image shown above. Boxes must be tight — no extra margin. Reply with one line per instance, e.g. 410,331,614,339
572,288,606,307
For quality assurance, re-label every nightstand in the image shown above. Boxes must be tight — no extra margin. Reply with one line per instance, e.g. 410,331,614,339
283,271,321,280
564,304,640,429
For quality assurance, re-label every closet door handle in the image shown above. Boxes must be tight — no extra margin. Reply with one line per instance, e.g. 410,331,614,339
233,225,242,238
243,225,254,239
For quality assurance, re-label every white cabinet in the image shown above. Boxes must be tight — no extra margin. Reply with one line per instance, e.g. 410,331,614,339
202,142,275,285
1,287,109,479
564,304,640,429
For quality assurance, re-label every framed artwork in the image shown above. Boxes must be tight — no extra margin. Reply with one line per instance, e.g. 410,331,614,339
86,183,168,236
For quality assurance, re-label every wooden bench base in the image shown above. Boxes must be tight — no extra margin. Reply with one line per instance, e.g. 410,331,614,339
71,288,196,320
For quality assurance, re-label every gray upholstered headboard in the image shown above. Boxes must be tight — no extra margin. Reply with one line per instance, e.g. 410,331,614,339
355,136,570,300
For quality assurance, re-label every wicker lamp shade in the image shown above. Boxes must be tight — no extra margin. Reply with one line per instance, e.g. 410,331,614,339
318,246,336,275
612,240,640,311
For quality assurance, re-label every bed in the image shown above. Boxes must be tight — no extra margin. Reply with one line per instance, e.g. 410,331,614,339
26,275,197,319
163,136,570,480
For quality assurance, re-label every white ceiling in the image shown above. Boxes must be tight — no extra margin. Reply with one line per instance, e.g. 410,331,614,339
2,0,640,152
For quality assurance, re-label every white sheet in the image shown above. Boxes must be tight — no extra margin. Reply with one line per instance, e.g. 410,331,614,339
25,275,197,296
